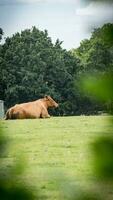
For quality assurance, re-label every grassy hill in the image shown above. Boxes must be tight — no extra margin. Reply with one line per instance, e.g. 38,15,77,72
0,116,113,200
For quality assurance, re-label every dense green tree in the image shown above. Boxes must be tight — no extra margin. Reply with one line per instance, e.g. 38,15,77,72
73,24,113,73
0,27,78,115
71,23,113,114
0,28,3,41
1,24,113,115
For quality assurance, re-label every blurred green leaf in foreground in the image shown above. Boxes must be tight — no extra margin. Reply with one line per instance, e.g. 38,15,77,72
0,125,34,200
82,73,113,114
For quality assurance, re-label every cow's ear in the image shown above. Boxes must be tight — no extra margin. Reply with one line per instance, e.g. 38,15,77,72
44,95,48,99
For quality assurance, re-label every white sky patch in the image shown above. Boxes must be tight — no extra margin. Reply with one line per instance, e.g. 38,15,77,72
43,0,79,3
76,2,113,17
19,0,42,3
76,2,113,32
0,0,113,49
0,0,79,5
18,0,79,3
0,0,42,5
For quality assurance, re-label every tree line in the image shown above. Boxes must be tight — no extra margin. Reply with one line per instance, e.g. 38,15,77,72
0,24,113,115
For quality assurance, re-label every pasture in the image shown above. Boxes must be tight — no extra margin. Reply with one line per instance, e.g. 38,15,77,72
0,116,113,200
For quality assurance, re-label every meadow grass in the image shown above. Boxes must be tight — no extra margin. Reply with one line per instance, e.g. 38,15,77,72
0,116,113,199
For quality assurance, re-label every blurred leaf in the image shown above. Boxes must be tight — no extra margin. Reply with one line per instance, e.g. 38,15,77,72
0,127,8,157
82,73,113,103
10,155,27,176
91,137,113,179
0,125,34,200
0,184,34,200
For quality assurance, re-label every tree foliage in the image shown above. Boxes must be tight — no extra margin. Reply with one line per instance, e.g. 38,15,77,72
71,23,113,114
0,27,78,115
0,28,3,41
0,24,113,115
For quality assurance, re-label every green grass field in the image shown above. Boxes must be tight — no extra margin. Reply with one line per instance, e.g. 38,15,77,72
0,116,113,200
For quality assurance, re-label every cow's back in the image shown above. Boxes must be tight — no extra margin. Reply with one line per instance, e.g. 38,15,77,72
14,100,43,118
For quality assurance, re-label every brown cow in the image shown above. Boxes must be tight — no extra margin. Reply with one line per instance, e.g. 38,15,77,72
5,95,58,120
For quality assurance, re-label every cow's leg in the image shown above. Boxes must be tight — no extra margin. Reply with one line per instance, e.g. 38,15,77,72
5,108,14,120
5,109,10,120
41,109,50,118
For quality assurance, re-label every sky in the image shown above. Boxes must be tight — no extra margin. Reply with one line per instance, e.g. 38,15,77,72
0,0,113,49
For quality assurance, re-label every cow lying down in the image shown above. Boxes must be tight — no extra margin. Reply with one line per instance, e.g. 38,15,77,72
5,95,58,119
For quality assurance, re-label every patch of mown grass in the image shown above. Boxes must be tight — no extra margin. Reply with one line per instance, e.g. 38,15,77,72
1,116,113,199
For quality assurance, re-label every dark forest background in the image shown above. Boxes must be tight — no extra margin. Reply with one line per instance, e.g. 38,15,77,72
0,23,113,115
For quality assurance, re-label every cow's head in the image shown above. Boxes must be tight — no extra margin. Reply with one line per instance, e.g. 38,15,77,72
44,95,59,108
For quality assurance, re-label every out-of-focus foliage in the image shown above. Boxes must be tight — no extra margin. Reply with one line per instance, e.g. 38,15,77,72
81,70,113,181
91,137,113,179
80,19,113,200
0,125,35,200
81,73,113,113
82,73,113,102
